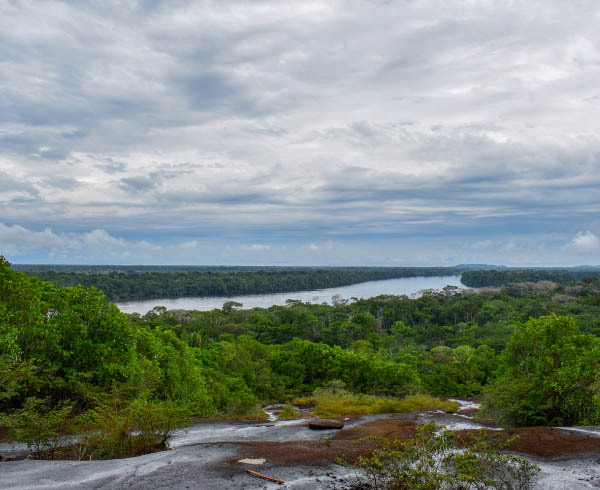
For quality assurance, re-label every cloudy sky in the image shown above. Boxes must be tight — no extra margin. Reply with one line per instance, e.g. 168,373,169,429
1,0,599,266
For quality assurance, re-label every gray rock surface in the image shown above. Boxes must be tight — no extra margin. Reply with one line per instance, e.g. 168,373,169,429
2,403,599,489
308,419,345,430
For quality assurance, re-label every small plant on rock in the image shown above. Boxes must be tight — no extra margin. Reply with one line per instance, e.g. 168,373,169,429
277,403,300,420
338,422,539,490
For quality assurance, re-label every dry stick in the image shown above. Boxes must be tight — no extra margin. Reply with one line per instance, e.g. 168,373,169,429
246,469,285,484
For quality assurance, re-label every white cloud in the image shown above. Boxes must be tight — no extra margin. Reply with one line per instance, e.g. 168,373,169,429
240,244,271,251
569,231,600,252
0,223,65,253
0,223,155,259
178,240,199,249
79,229,128,251
307,240,334,251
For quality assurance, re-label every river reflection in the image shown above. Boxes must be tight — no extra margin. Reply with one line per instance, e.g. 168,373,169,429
116,275,463,314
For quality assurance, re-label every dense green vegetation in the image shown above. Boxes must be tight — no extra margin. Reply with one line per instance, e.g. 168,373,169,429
16,264,600,304
13,265,463,302
482,314,600,427
3,255,600,459
462,269,600,288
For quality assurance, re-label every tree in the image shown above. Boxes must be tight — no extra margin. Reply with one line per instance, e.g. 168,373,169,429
483,314,600,427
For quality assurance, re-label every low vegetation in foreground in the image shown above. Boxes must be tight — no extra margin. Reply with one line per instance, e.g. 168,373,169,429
2,395,191,460
339,422,539,490
2,255,600,461
296,382,458,418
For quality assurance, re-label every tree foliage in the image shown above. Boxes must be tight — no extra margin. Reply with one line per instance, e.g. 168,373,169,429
3,253,600,462
483,314,600,426
461,269,600,288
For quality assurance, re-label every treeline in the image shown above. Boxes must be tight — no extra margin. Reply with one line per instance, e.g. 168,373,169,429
151,278,600,350
18,264,600,303
15,266,462,302
11,264,332,274
3,255,600,460
461,268,600,288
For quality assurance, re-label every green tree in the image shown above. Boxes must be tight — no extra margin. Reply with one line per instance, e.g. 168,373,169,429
483,314,600,426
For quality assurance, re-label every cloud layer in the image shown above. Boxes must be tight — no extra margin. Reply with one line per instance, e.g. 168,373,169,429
1,0,599,265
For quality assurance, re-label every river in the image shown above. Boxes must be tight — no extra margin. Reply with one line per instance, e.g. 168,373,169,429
115,275,463,314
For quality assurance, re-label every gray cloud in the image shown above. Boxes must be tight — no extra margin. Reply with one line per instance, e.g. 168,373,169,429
0,171,40,198
95,159,127,174
119,176,157,192
1,0,600,265
39,176,81,191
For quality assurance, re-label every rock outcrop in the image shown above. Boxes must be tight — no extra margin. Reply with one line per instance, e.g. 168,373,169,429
308,419,344,430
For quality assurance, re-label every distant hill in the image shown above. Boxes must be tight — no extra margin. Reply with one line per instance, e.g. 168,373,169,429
455,264,508,270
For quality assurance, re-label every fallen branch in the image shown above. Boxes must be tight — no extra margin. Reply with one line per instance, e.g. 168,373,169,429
246,469,285,484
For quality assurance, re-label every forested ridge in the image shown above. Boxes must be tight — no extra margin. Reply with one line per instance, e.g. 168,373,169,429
3,255,600,460
12,266,463,302
462,268,600,287
15,264,600,303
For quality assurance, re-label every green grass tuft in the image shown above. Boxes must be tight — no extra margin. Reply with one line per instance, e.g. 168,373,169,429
293,393,458,418
276,404,301,420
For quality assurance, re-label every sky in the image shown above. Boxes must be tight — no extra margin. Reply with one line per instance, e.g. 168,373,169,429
1,0,600,266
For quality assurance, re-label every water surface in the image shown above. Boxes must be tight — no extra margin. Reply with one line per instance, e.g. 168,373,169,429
116,275,463,314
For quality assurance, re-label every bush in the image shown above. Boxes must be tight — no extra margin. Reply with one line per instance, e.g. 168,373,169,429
131,398,191,448
82,396,191,459
1,397,80,459
341,421,539,490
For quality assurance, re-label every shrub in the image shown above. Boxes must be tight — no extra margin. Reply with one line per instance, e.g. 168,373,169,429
83,396,191,459
226,403,267,420
131,398,191,449
1,397,80,459
340,421,539,490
